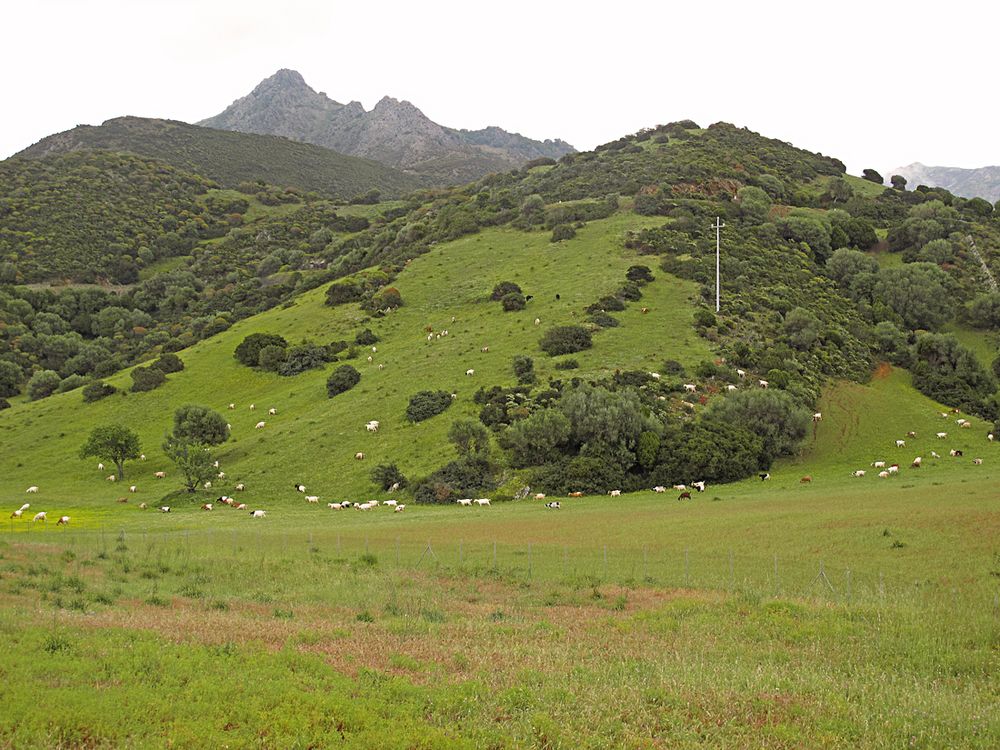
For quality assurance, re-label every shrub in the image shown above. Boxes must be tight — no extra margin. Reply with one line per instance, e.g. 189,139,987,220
373,287,403,310
588,295,625,313
693,308,717,328
540,325,592,356
550,224,576,242
278,344,330,376
626,265,654,284
661,359,685,376
588,312,619,328
327,365,361,398
617,282,642,302
152,353,184,373
172,405,229,446
501,292,527,311
406,390,453,422
130,366,166,393
371,463,408,492
0,399,9,411
234,333,288,367
411,457,495,504
490,281,522,301
326,281,363,306
27,370,61,400
326,340,349,358
82,381,117,402
355,328,379,346
56,374,88,393
554,359,579,370
705,389,811,466
532,455,625,495
257,344,288,372
512,355,536,385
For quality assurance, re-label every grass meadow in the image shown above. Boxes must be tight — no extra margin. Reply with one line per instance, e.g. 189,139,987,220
1,212,998,747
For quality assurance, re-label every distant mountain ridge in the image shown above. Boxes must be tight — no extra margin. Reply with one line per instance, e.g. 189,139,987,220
889,162,1000,203
198,69,575,184
13,116,426,199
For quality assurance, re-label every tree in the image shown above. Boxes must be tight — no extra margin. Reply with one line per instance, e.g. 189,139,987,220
705,389,811,466
327,365,360,397
491,281,523,301
172,405,229,446
551,224,576,242
0,360,21,398
130,366,166,392
406,390,453,422
890,174,907,190
862,169,884,184
826,248,879,288
783,307,823,350
736,186,771,223
500,408,571,467
80,424,141,479
448,419,491,458
512,355,536,385
162,436,215,493
152,353,184,373
874,263,956,330
234,333,288,367
27,370,61,400
501,292,527,311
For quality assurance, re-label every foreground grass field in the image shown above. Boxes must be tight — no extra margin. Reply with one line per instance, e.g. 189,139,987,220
2,210,998,747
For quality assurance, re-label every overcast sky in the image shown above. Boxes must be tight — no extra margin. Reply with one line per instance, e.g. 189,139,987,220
3,0,996,175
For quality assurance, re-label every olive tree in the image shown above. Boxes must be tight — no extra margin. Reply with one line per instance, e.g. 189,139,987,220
80,424,141,479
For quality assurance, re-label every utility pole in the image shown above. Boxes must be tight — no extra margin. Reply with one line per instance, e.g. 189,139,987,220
712,216,725,312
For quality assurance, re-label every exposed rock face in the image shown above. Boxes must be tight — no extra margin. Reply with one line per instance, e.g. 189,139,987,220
889,162,1000,202
199,69,575,183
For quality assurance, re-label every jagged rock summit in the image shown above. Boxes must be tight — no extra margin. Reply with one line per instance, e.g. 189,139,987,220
199,69,575,183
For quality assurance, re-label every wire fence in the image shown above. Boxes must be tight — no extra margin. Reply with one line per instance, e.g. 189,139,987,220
8,525,998,614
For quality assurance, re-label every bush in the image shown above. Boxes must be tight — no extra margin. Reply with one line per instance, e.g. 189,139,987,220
626,265,654,284
540,325,592,356
152,353,184,373
512,355,536,385
554,359,579,370
501,292,527,311
411,457,495,504
56,374,88,393
371,463,408,492
326,281,363,306
661,359,685,376
406,390,453,422
588,296,625,313
617,282,642,302
27,370,61,401
550,224,576,242
532,456,625,495
491,281,522,301
234,333,288,367
257,344,288,372
588,312,619,328
130,366,166,393
327,365,361,398
278,344,330,376
172,405,229,446
705,389,811,466
693,308,717,328
82,381,117,403
355,328,379,346
373,287,403,310
0,399,9,411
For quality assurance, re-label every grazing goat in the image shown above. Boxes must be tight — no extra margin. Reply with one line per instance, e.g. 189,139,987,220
851,470,866,477
649,372,661,380
235,503,247,511
895,440,906,448
269,408,277,415
228,403,235,410
255,421,266,429
466,369,475,376
736,369,746,378
456,498,473,507
545,502,561,509
139,503,148,509
678,491,691,501
950,449,964,457
672,484,686,491
249,404,255,411
872,461,886,469
887,465,899,474
154,471,166,479
911,457,922,468
800,475,812,483
692,481,706,492
726,384,738,391
140,454,146,461
609,490,622,497
159,506,171,513
652,486,666,493
366,421,380,432
33,512,46,522
533,493,546,500
568,491,584,497
10,510,23,519
878,471,890,479
931,451,941,459
813,413,822,422
98,462,104,470
936,432,947,439
129,485,137,493
759,473,770,481
481,346,489,352
394,504,406,512
201,503,213,511
683,383,697,392
56,516,70,526
474,498,491,506
907,431,917,438
355,452,365,460
26,486,38,493
973,457,983,465
306,496,319,503
106,474,116,482
295,484,306,493
758,380,769,388
250,510,266,518
235,483,245,491
534,318,541,326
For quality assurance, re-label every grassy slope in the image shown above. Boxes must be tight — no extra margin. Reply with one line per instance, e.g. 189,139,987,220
0,211,711,516
2,208,999,745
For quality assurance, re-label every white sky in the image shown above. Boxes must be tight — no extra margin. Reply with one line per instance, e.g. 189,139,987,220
2,0,996,175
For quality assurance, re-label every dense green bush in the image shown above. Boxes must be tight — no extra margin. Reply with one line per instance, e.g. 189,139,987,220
406,390,453,422
910,333,996,417
129,366,166,393
82,381,118,403
326,365,361,398
234,333,288,367
56,374,88,393
172,405,229,446
705,389,811,466
325,281,363,306
550,224,576,242
411,457,496,504
512,355,536,385
540,325,592,356
355,328,379,346
257,345,288,372
490,281,522,301
501,292,527,311
531,455,625,495
626,265,654,284
371,463,408,492
653,420,764,484
0,361,22,398
27,370,61,400
278,344,330,376
588,312,619,328
554,359,579,370
152,353,184,373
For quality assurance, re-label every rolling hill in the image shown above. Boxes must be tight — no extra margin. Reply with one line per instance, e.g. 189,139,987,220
12,115,427,199
889,161,1000,202
199,68,575,184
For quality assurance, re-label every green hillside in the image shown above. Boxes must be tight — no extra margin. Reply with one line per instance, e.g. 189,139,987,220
13,116,427,199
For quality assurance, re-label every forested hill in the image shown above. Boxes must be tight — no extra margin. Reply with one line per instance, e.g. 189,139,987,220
13,117,427,199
